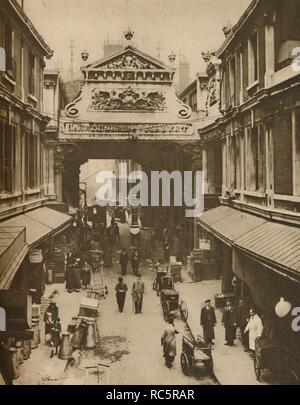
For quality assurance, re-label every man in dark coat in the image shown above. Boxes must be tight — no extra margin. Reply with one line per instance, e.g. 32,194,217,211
119,248,129,275
236,298,250,350
50,318,62,358
222,300,237,346
131,250,140,276
115,277,128,313
200,299,217,345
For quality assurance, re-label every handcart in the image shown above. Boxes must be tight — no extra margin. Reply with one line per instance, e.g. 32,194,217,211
180,332,214,377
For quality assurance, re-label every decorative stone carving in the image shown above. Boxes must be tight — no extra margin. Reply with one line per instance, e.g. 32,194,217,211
65,94,82,118
44,80,56,90
201,51,216,63
205,77,217,110
222,21,233,37
178,101,192,119
89,87,167,112
102,51,158,70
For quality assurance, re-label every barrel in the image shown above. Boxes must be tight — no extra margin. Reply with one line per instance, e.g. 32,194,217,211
58,332,73,360
84,321,96,349
70,320,88,350
15,341,24,365
23,339,31,360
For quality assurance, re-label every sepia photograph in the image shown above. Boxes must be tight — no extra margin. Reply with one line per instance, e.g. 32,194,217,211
0,0,300,388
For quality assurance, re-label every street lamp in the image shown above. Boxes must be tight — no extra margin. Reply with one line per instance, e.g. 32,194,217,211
275,297,291,318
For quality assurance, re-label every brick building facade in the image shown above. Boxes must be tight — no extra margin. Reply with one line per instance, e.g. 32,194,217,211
0,1,71,291
192,0,300,360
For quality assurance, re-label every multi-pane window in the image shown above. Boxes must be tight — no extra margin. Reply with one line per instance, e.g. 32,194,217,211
247,126,265,192
4,23,15,77
275,0,300,70
28,52,35,95
229,57,236,105
248,32,258,84
0,121,16,193
25,131,38,189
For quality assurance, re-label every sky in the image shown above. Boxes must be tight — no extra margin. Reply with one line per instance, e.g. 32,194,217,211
22,0,252,80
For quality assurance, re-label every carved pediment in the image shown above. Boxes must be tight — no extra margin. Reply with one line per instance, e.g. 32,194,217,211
86,46,170,72
89,86,167,112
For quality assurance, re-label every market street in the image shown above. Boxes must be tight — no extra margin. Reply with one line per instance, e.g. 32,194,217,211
16,222,218,385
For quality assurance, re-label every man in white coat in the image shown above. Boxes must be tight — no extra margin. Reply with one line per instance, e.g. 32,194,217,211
244,309,263,352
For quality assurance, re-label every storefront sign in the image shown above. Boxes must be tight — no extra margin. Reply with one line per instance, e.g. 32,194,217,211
291,307,300,332
29,249,43,263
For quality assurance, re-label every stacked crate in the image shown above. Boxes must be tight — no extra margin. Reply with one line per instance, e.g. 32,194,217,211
190,250,204,282
170,262,182,283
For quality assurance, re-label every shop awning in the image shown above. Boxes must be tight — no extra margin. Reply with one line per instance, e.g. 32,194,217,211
0,207,72,289
236,220,300,280
197,205,300,281
197,205,266,246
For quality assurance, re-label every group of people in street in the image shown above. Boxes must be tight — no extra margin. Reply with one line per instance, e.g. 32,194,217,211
119,248,141,276
200,298,264,353
43,302,62,358
115,274,146,314
65,252,93,293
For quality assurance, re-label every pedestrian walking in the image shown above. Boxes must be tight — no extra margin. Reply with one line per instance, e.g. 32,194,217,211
115,277,128,313
81,260,92,289
150,230,156,252
66,253,76,293
73,258,82,292
119,248,129,275
115,223,120,244
161,313,179,369
131,274,145,314
131,249,140,276
222,300,237,346
163,239,170,264
43,302,59,344
200,299,217,345
50,318,62,358
244,309,263,353
236,298,250,351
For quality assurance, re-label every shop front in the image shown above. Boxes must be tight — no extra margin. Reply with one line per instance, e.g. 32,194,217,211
197,205,300,359
0,206,72,293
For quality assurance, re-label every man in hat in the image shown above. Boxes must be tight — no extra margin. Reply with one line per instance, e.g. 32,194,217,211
200,299,217,345
161,312,179,368
131,274,145,314
222,299,237,346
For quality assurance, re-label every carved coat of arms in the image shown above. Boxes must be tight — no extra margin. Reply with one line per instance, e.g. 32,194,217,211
90,87,167,112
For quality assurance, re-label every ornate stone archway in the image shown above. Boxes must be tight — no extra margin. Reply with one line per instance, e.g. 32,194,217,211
55,45,200,208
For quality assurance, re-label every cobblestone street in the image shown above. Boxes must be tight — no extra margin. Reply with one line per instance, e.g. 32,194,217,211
16,223,218,385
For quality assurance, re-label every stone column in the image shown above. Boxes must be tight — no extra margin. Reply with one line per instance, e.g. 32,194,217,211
264,115,274,207
264,17,275,88
202,147,208,194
